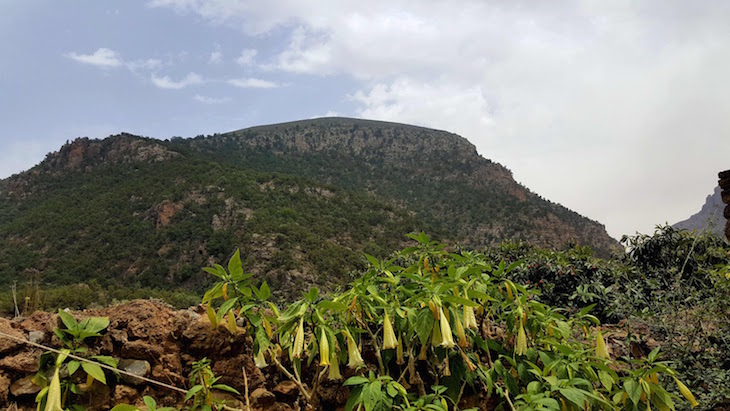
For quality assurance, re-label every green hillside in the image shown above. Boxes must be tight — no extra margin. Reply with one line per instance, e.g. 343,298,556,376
0,118,619,297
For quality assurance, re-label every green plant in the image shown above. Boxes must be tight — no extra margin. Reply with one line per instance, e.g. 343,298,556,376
34,310,117,411
198,233,698,411
185,358,240,411
110,396,179,411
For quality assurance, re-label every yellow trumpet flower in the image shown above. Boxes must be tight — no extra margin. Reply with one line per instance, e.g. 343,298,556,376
439,307,455,349
344,329,364,369
328,351,342,380
254,349,268,368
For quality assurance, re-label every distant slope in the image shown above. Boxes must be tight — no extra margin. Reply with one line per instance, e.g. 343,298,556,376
0,118,619,298
183,118,618,255
673,186,726,238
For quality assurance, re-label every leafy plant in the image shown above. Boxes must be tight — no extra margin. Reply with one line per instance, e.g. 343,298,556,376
185,358,240,411
34,310,117,411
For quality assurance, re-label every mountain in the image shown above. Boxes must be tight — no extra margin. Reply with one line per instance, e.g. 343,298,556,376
0,118,619,298
673,185,726,238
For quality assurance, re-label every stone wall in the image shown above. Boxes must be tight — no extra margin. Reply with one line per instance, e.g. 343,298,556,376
720,170,730,241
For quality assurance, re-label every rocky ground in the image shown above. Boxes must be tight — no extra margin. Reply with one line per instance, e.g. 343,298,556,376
0,299,677,411
0,299,344,411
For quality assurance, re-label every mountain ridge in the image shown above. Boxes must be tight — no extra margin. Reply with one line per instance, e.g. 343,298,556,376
0,117,619,297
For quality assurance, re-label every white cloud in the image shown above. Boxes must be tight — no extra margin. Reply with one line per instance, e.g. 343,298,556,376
126,58,163,72
209,44,223,64
148,1,730,238
227,77,278,88
194,94,231,104
235,48,257,66
66,48,123,68
151,72,204,89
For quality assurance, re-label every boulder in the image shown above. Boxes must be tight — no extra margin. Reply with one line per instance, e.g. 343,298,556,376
273,380,300,397
250,387,276,407
9,376,40,397
117,359,151,385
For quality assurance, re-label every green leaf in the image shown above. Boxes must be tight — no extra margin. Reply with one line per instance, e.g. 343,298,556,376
91,355,118,368
203,267,224,279
441,295,479,307
558,387,586,409
647,347,661,362
185,385,203,401
228,249,243,279
58,309,78,331
216,297,239,323
344,376,370,386
143,396,157,410
317,300,348,313
413,308,435,345
110,405,140,411
67,360,80,375
306,287,319,302
82,316,110,334
82,362,106,385
212,383,241,395
259,281,271,300
345,386,363,411
624,380,641,406
598,370,614,392
533,398,560,410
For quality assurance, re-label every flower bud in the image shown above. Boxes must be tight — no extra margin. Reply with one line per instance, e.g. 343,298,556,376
292,317,305,359
596,330,609,359
515,322,527,356
464,304,477,330
396,334,405,365
319,328,330,366
383,310,397,350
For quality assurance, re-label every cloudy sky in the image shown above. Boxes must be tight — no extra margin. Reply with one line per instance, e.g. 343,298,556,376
1,1,728,240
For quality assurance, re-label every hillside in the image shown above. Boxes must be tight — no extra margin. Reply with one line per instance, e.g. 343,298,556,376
673,185,726,238
0,118,619,298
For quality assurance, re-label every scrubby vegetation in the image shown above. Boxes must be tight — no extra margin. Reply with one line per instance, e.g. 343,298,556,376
9,227,727,411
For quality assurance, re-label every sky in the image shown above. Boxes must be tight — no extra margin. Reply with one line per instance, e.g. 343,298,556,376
1,1,728,240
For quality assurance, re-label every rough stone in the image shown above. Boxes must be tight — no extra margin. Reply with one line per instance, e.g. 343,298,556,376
82,381,111,411
250,387,276,407
112,385,139,406
273,380,300,397
0,351,40,373
9,376,40,397
27,331,44,345
117,359,151,385
0,318,24,355
0,372,9,403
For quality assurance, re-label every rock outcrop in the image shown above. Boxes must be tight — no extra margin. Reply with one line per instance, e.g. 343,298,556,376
719,170,730,241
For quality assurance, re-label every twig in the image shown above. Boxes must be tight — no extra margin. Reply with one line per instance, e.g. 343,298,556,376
271,355,311,401
355,316,386,375
504,388,517,411
242,366,250,411
456,380,468,407
0,330,187,394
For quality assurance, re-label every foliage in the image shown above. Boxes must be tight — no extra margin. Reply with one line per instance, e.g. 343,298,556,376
198,233,695,411
185,358,240,411
34,311,117,411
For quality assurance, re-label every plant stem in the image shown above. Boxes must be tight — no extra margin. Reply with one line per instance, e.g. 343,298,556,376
271,356,311,401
